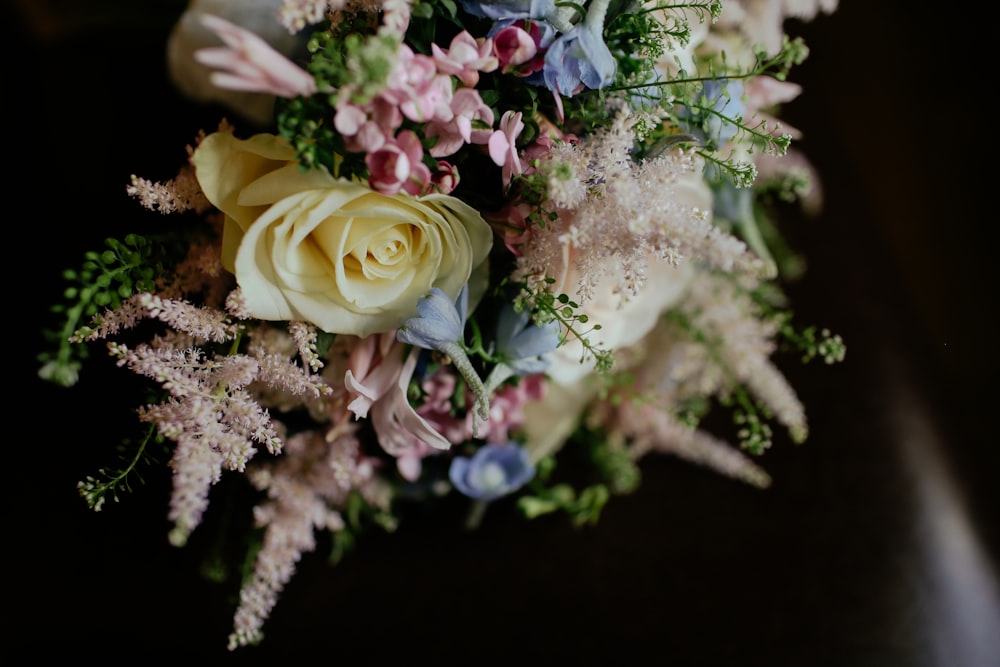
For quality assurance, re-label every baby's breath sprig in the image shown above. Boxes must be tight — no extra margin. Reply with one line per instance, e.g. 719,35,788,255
664,306,785,451
777,317,847,365
77,423,166,512
723,386,775,455
514,278,614,373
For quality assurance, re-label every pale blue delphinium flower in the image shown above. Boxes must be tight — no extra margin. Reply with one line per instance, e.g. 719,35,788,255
542,0,616,97
397,285,469,351
460,0,556,20
482,305,561,394
495,306,561,374
449,441,536,501
397,285,491,427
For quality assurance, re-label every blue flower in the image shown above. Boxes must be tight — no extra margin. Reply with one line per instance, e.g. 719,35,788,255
397,286,468,351
461,0,555,20
397,285,491,428
541,0,615,97
494,306,560,376
449,442,536,501
542,20,616,96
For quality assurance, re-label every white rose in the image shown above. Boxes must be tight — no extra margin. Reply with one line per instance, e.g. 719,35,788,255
193,130,493,336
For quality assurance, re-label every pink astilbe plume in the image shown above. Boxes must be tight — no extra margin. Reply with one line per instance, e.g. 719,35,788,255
516,111,769,307
228,413,391,650
108,340,282,546
157,225,231,306
76,291,345,548
126,165,211,215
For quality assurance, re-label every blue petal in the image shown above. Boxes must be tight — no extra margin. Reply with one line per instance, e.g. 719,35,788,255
461,0,555,19
543,24,616,96
448,442,536,501
397,288,463,350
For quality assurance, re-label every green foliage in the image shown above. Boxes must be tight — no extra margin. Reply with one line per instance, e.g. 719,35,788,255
778,318,847,365
76,423,166,512
723,386,776,453
518,453,612,528
517,424,641,527
513,277,614,373
38,234,174,388
329,491,399,566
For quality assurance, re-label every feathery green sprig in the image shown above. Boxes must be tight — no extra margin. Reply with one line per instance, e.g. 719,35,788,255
38,234,173,388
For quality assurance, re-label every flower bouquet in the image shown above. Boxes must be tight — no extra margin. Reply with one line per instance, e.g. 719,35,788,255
38,0,844,650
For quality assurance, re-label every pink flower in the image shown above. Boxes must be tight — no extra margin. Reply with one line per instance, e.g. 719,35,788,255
488,110,525,188
344,332,400,419
335,97,404,153
343,334,452,465
383,46,453,123
416,371,471,446
432,161,461,194
370,345,453,457
366,130,432,195
431,31,498,87
425,88,495,157
194,14,317,98
489,202,533,255
492,23,543,75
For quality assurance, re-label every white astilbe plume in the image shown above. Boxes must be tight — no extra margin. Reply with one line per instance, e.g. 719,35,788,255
126,165,212,215
590,399,772,488
228,414,392,650
678,270,807,442
278,0,333,32
517,111,768,305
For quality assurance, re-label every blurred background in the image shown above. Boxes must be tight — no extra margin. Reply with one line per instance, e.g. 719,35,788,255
5,1,997,664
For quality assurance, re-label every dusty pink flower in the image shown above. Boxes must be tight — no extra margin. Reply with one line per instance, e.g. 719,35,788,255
492,23,540,74
415,370,470,445
432,161,461,194
366,130,433,195
488,110,525,188
344,332,399,419
372,346,453,455
431,31,498,87
383,47,453,123
194,14,317,98
425,88,495,157
467,373,545,443
335,97,403,153
489,202,533,255
343,334,452,460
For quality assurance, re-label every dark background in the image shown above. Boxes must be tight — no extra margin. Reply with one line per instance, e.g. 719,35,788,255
5,1,998,664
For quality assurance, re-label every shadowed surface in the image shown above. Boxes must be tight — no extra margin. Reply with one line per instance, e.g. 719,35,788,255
6,1,998,664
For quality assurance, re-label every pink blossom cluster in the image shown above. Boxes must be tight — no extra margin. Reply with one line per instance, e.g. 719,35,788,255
333,30,521,196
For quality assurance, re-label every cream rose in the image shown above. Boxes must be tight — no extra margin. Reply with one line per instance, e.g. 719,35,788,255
193,131,493,336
